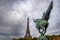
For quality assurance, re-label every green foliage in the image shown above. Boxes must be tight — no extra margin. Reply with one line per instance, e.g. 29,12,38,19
32,37,38,40
12,35,60,40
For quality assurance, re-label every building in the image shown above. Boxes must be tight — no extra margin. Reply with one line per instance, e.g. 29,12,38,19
24,18,32,40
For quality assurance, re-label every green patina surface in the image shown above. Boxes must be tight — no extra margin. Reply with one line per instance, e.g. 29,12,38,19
38,35,48,40
33,19,47,29
35,19,47,26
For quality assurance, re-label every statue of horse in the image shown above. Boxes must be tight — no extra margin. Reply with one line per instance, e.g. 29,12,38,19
33,1,53,35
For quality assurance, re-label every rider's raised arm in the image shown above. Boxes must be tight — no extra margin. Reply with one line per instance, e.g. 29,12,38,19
42,1,53,21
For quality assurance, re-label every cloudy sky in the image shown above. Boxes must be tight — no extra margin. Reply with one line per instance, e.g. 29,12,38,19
0,0,60,40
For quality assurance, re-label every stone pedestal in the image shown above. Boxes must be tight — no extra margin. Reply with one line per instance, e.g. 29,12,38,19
38,35,48,40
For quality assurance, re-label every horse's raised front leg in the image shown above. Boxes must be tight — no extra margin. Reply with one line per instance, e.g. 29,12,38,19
39,26,46,35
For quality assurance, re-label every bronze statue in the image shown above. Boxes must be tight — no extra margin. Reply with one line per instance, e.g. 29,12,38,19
33,1,53,40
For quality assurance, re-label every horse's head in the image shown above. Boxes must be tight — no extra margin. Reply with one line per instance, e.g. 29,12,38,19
33,19,40,23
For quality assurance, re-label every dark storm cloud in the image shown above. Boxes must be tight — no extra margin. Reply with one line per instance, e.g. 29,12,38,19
0,0,27,40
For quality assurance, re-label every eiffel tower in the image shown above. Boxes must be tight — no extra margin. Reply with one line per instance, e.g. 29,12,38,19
24,18,32,38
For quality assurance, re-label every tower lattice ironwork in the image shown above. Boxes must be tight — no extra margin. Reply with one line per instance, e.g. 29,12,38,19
24,18,32,38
